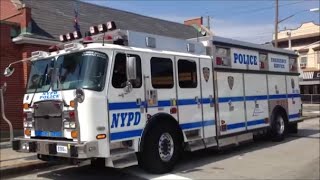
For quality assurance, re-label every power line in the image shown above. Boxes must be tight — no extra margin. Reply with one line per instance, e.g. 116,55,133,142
208,1,305,18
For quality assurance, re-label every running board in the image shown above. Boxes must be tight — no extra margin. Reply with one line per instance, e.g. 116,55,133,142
185,139,205,152
106,152,138,168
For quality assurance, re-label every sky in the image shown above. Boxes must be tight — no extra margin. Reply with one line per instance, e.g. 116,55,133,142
82,0,320,44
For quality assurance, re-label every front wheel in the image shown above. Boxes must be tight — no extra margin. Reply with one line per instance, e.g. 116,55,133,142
139,122,182,174
270,111,288,141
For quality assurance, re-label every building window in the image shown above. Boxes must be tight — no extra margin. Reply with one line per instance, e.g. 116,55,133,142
151,57,174,89
300,56,307,69
178,59,198,88
112,53,142,88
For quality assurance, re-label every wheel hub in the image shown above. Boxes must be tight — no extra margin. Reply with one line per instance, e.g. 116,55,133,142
158,133,174,162
277,116,285,135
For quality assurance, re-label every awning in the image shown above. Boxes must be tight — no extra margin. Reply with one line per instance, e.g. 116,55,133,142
303,71,314,79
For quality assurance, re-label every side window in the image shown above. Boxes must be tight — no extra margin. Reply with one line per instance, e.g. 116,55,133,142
178,59,197,88
151,57,173,89
112,53,142,88
215,47,231,66
259,53,268,70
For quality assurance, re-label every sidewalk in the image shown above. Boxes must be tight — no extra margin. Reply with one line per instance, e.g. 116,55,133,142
0,144,51,178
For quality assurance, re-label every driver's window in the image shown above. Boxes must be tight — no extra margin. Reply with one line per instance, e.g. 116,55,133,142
112,53,142,88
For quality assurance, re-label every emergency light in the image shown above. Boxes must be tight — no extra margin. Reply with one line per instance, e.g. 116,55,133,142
98,24,108,32
90,26,99,35
106,21,116,30
66,33,75,41
73,31,82,39
59,35,67,42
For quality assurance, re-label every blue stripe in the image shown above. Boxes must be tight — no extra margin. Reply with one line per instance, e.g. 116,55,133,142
288,94,300,98
178,99,197,106
35,131,62,137
203,120,215,126
269,94,287,99
180,120,215,130
247,119,266,126
227,122,246,130
218,96,245,103
246,95,268,101
157,100,171,107
289,113,300,119
110,129,143,141
201,98,211,104
109,102,140,110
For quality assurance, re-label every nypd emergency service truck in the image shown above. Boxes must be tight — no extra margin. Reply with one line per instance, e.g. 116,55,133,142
3,21,302,174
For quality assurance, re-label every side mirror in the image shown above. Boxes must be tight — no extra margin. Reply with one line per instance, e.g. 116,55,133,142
4,66,15,77
126,56,137,81
75,88,85,103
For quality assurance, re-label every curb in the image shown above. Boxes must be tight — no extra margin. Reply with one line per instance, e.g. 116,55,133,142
0,161,57,178
301,115,320,121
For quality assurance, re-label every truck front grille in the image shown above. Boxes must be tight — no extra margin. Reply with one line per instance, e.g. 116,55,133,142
34,101,63,132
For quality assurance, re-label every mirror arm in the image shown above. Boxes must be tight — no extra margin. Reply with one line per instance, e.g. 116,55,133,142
8,58,32,67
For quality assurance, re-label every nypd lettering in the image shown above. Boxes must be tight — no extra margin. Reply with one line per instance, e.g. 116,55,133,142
39,91,59,100
111,112,141,128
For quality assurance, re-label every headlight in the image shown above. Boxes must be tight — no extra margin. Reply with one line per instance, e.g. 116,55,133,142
27,122,33,128
64,121,70,128
23,121,28,128
69,122,76,128
23,121,33,128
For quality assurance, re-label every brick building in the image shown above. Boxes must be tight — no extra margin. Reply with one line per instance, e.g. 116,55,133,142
0,0,200,137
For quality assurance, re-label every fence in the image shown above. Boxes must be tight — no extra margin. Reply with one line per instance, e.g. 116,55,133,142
301,94,320,104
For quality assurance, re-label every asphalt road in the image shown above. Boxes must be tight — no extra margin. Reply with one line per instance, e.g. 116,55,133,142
5,117,320,180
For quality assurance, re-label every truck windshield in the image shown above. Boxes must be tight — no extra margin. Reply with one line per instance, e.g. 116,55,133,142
53,51,108,91
26,58,55,93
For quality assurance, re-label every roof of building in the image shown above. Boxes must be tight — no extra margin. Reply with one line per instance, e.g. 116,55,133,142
190,36,297,56
21,0,199,41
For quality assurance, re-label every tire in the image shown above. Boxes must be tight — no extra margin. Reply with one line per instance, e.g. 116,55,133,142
288,123,298,134
139,121,182,174
270,110,288,142
37,154,50,161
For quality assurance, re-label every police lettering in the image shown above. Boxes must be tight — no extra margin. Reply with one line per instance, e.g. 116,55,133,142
111,112,141,128
234,53,257,65
39,91,59,100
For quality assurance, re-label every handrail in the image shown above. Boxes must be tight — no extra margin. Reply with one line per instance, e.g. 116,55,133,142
0,87,14,142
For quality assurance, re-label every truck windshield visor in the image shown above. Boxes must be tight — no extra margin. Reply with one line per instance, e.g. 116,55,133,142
53,51,108,91
26,58,55,93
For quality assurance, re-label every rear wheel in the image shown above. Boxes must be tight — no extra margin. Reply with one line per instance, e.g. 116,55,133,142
139,121,182,174
270,110,288,141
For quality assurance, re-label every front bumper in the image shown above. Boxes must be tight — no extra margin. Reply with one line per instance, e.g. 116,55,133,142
12,137,99,159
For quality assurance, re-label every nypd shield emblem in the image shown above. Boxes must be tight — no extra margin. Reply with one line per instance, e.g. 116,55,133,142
203,67,210,82
228,76,234,90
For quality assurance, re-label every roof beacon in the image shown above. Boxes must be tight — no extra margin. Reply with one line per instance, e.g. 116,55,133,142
106,21,116,30
98,24,108,32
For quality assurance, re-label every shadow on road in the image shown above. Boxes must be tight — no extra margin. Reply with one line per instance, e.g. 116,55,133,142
11,125,319,179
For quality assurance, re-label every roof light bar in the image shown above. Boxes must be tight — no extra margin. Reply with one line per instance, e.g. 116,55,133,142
31,51,49,60
90,26,99,35
106,21,116,30
98,24,107,32
64,43,84,51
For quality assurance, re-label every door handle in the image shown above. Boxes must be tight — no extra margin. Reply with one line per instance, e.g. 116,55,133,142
136,98,142,105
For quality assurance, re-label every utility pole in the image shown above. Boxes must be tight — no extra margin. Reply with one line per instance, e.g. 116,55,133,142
274,0,279,48
207,16,210,30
